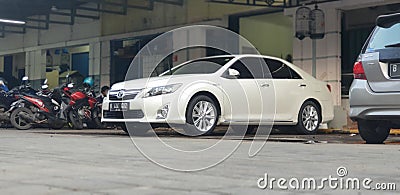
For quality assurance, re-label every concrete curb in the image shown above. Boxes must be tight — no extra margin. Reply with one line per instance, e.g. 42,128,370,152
318,129,400,135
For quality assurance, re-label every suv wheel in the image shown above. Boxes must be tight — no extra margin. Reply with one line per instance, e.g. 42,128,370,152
358,120,390,144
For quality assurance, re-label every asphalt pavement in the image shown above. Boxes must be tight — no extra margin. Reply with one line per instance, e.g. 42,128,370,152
0,128,399,194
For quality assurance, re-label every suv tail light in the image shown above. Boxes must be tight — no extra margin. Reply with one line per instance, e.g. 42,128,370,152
353,61,367,80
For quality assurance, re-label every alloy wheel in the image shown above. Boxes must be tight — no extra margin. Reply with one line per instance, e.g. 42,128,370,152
301,105,319,131
191,101,216,132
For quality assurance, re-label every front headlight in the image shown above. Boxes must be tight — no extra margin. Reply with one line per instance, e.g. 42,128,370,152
143,83,182,98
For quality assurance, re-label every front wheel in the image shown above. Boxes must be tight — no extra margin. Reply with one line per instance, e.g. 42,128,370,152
10,107,33,130
295,101,321,135
184,95,218,136
358,120,390,144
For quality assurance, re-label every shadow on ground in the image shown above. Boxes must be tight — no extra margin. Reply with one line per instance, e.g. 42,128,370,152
10,126,400,145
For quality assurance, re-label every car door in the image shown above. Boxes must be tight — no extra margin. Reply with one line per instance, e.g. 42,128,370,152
220,58,267,123
264,58,306,123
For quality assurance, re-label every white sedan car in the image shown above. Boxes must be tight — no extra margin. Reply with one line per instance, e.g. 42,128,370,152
102,55,334,135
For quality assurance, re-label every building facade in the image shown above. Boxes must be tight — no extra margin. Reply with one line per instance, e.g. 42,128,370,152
0,0,399,128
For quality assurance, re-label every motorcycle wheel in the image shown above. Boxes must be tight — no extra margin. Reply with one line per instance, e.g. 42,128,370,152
87,107,104,129
10,107,33,130
68,110,83,130
50,120,65,129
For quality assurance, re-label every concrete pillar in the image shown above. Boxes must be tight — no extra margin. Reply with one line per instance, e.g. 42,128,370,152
287,7,343,128
25,49,46,88
89,42,102,88
0,56,4,72
292,8,341,106
100,41,111,87
172,27,207,65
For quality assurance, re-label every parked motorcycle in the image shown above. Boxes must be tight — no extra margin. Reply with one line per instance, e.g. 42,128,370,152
0,77,37,126
63,80,103,129
9,80,81,130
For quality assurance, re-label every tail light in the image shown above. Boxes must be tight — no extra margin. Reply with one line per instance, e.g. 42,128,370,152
353,61,367,80
326,84,331,92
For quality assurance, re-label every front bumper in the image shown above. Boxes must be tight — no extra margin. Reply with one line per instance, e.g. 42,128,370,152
101,94,186,124
349,79,400,120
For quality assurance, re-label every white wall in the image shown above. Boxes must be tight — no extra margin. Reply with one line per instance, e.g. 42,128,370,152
285,6,342,106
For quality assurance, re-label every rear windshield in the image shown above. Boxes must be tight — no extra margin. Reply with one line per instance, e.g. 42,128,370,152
365,23,400,52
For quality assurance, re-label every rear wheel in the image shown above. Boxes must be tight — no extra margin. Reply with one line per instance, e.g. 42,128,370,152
295,101,321,135
358,120,390,144
68,110,83,130
10,107,33,130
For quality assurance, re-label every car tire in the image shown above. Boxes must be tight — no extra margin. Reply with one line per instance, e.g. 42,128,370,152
295,101,321,135
358,120,390,144
185,95,218,136
120,122,151,136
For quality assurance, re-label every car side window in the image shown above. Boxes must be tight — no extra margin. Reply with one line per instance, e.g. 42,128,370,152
289,68,302,79
264,59,302,79
229,58,265,79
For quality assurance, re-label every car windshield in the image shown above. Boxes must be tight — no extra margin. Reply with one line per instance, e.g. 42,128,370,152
160,57,233,76
366,23,400,52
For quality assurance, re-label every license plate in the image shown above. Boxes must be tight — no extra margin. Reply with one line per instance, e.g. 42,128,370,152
389,63,400,78
109,102,129,111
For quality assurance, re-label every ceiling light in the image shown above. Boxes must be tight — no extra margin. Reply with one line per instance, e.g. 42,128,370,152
51,5,58,11
0,19,25,25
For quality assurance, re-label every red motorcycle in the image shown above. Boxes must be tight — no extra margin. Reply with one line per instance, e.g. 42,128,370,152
62,84,102,129
9,83,80,130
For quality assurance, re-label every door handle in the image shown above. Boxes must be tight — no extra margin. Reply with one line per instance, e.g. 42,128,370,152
299,84,307,87
260,83,270,87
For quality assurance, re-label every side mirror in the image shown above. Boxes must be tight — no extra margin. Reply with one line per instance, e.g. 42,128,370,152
228,68,240,78
22,76,29,81
43,79,48,85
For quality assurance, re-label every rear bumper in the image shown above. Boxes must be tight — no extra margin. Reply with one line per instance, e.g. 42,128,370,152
349,79,400,120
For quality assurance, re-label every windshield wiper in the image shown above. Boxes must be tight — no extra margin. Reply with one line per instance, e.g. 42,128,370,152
385,43,400,48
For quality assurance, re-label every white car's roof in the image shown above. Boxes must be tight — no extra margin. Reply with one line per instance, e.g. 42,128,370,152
170,54,318,82
194,54,277,59
201,54,317,81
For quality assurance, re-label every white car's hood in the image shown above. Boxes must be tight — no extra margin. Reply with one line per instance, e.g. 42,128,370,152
110,74,212,90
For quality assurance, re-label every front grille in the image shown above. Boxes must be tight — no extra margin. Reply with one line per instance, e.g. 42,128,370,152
103,110,144,119
108,89,141,101
109,94,137,100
